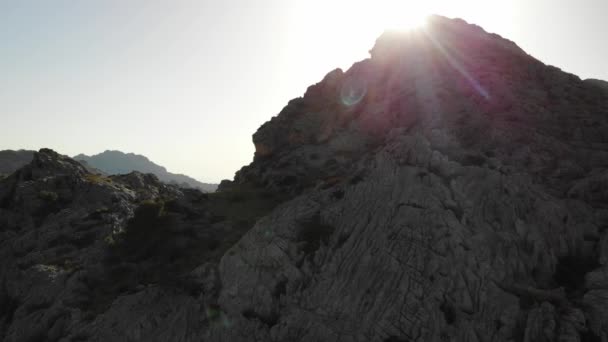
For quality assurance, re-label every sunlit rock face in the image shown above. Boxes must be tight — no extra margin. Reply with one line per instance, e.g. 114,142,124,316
2,15,608,342
237,15,607,200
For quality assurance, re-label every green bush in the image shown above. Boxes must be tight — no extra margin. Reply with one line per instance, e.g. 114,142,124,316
38,190,59,202
120,200,173,261
100,199,179,288
84,173,113,185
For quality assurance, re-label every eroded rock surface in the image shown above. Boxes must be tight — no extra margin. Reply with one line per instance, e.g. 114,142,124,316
0,149,277,342
2,15,608,342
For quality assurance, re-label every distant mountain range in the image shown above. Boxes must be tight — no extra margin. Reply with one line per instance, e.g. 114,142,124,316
74,150,217,192
0,149,217,192
0,150,34,175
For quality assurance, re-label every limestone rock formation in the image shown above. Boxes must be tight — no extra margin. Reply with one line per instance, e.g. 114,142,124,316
0,148,283,342
2,15,608,342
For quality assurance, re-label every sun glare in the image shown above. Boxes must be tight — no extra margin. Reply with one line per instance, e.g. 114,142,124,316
287,0,509,94
378,0,431,31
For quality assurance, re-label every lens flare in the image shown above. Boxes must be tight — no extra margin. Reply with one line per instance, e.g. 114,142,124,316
424,30,490,100
340,77,368,107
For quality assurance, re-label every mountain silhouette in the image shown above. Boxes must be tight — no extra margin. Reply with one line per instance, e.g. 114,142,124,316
74,150,217,192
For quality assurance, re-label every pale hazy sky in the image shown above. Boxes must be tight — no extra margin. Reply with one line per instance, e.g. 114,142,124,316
1,1,607,183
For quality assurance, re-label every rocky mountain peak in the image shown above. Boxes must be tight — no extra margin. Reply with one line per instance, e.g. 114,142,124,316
235,15,607,199
369,15,527,64
26,148,89,179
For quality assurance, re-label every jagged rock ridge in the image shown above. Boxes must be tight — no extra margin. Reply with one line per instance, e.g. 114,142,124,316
2,15,608,342
74,150,218,192
0,148,283,341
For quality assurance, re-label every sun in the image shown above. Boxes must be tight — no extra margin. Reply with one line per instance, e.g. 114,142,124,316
284,0,454,83
377,0,431,31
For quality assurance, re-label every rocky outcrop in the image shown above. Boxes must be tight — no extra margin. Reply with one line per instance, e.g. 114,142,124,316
219,15,608,341
75,150,218,192
2,15,608,342
585,78,608,93
0,148,286,342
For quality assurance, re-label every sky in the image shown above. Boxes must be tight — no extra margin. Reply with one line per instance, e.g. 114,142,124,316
1,0,607,183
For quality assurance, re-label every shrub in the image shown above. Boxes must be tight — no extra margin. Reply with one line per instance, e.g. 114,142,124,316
119,200,173,261
99,200,181,287
103,234,116,246
38,190,59,202
84,174,112,185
